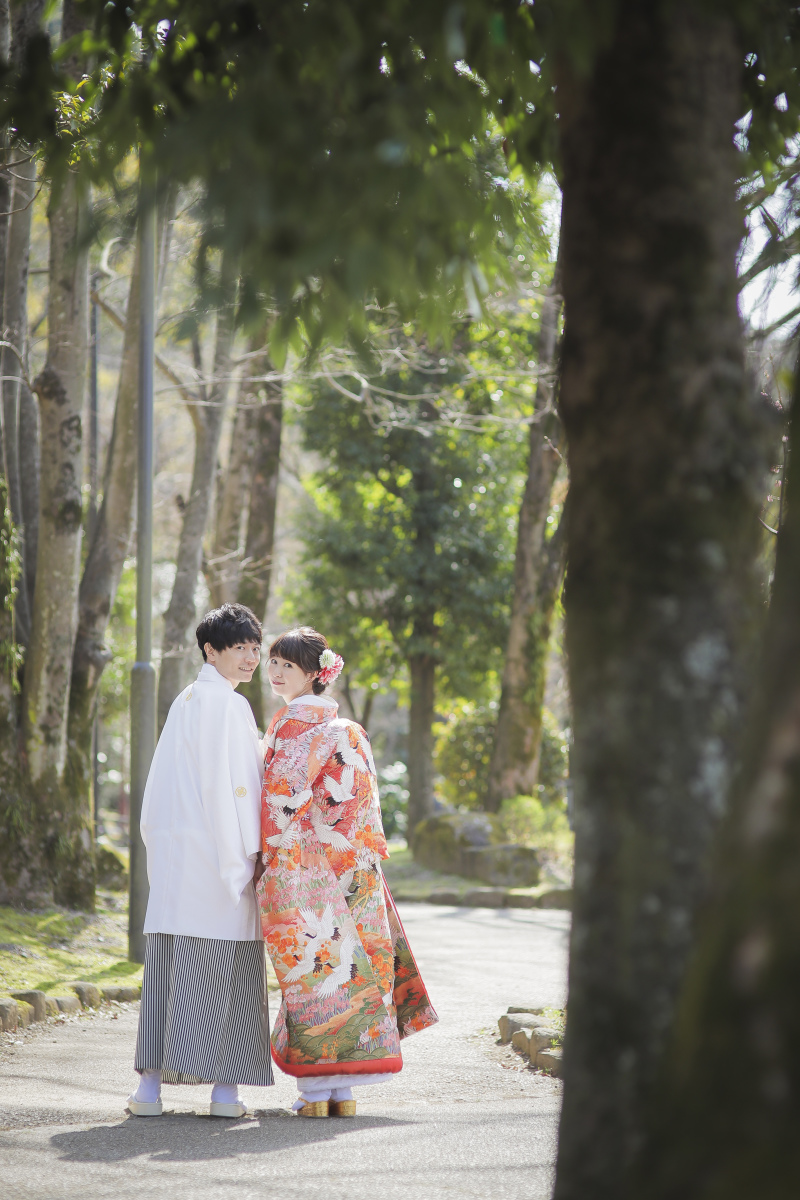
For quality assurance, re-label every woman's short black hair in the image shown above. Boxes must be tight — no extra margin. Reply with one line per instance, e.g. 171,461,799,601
269,626,330,694
196,603,262,661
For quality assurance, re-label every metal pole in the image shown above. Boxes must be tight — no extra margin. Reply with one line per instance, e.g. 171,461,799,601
128,182,157,963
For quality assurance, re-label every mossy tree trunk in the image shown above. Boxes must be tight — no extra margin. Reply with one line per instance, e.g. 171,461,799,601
553,5,766,1197
487,259,565,811
630,364,800,1196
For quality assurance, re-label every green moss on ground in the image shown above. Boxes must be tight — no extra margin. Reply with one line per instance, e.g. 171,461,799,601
0,891,283,999
0,891,142,996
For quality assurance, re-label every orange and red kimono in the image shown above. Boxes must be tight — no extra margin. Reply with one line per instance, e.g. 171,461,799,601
256,694,437,1079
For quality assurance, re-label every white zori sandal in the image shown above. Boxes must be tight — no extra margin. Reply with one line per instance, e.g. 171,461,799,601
209,1083,248,1118
128,1070,163,1117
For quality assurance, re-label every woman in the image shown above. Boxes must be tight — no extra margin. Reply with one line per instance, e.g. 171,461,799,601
257,626,437,1117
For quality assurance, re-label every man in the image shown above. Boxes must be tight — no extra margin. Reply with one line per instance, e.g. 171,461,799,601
128,603,272,1118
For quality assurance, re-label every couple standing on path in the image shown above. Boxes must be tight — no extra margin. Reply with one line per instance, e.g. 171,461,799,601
128,604,437,1120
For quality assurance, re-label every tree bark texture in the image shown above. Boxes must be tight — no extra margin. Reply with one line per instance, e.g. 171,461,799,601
157,283,237,731
206,394,254,609
631,368,800,1198
2,151,38,643
237,358,283,730
486,262,564,811
407,650,436,841
553,7,765,1198
23,172,88,782
64,239,142,824
0,476,48,905
9,2,46,628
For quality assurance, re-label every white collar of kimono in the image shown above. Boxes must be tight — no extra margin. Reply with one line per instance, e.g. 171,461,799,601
287,692,337,708
197,662,236,689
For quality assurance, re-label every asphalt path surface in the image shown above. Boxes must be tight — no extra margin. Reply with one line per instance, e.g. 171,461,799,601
0,904,570,1200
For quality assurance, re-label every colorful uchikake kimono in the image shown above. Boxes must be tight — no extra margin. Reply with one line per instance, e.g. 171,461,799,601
256,694,437,1084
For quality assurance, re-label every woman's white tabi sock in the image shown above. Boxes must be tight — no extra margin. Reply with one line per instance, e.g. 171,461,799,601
293,1088,331,1110
133,1070,162,1104
211,1082,241,1106
330,1087,353,1102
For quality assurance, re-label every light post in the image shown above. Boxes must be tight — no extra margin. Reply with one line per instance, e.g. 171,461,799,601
128,184,156,963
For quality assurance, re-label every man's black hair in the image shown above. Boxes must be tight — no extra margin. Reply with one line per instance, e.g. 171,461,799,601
196,603,263,661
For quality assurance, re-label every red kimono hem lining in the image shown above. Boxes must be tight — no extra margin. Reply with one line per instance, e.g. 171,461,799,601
271,1046,404,1077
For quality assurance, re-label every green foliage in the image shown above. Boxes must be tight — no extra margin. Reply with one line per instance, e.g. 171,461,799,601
435,699,497,809
537,709,570,806
290,314,528,705
498,792,572,856
98,559,135,724
377,761,409,840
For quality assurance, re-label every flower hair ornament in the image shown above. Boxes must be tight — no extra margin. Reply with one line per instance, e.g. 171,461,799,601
318,647,345,686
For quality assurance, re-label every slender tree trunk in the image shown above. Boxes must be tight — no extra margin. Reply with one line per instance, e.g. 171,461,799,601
2,151,38,643
406,649,436,841
10,2,45,634
0,1,15,550
632,365,800,1197
237,357,282,729
157,275,238,730
0,477,48,905
64,239,142,819
487,261,564,811
552,7,765,1197
206,395,254,608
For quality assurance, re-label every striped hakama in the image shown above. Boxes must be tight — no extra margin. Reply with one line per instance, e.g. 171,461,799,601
134,933,273,1087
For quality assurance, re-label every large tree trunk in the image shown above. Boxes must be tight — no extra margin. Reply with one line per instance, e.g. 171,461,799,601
552,6,765,1197
237,354,282,729
21,0,90,907
2,150,39,644
157,276,238,730
486,261,564,811
64,239,142,824
631,365,800,1197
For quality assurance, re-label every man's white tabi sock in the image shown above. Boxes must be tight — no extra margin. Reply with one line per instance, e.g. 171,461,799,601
134,1070,162,1104
211,1082,241,1106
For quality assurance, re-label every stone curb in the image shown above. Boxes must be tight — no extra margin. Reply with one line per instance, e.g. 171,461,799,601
0,984,141,1033
497,1006,564,1077
392,886,573,910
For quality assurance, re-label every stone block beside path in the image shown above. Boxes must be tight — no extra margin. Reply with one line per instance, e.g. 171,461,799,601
55,995,81,1014
0,997,19,1031
11,990,48,1023
68,982,102,1008
101,986,141,1002
536,1047,563,1076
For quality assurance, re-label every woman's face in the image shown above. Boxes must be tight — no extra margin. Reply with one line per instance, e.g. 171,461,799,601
267,656,317,703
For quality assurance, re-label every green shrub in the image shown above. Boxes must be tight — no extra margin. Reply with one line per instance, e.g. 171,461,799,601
378,761,409,840
434,700,497,809
499,794,573,865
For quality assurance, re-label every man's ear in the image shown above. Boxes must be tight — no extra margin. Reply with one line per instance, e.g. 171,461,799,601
204,642,215,661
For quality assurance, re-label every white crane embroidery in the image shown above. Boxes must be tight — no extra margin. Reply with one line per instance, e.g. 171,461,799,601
265,809,303,848
314,932,358,998
323,764,355,806
309,806,354,852
283,904,338,982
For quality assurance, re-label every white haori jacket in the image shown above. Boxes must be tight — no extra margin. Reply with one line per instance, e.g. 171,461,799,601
141,662,264,940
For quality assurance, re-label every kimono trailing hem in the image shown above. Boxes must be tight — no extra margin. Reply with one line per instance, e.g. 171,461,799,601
271,1046,403,1077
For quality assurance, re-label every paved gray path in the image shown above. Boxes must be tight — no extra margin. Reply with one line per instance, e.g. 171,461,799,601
0,904,570,1200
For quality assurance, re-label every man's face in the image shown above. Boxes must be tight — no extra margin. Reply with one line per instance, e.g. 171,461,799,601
204,641,261,689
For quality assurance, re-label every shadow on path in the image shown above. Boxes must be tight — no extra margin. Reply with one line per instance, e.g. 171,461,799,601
50,1110,411,1164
